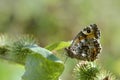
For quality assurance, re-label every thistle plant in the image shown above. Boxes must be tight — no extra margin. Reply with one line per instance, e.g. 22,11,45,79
0,34,117,80
73,61,116,80
0,34,64,80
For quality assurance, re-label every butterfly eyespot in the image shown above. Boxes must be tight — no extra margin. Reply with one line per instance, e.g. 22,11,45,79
87,29,91,33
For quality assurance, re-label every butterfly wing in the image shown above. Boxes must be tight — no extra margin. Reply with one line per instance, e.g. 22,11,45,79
65,24,102,61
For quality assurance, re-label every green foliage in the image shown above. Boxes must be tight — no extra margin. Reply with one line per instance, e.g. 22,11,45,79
45,41,71,51
0,35,117,80
0,35,64,80
0,0,120,80
22,46,64,80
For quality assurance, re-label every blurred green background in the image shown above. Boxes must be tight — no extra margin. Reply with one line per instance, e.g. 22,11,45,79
0,0,120,80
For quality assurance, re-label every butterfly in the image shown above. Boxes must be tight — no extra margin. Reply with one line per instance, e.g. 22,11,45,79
65,24,102,61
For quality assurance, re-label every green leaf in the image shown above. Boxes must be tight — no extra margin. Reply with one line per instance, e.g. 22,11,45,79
22,45,64,80
45,41,71,51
